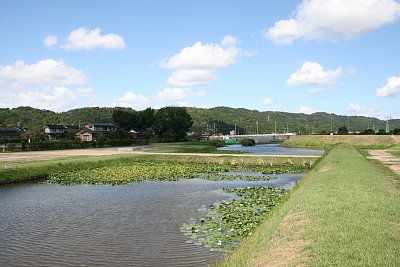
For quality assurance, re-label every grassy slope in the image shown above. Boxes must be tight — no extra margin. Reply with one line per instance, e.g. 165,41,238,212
284,135,400,149
217,144,400,266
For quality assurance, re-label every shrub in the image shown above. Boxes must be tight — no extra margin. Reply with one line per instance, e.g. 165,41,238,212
208,139,225,147
240,138,256,146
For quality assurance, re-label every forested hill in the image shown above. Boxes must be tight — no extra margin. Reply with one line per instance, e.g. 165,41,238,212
1,106,399,134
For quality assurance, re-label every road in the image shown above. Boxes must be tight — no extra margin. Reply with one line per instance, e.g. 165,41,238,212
0,146,320,163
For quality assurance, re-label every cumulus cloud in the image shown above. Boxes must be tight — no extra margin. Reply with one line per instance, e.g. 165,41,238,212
167,69,215,87
113,91,150,109
157,88,207,101
0,59,91,111
261,98,273,105
62,27,125,51
157,88,191,101
287,62,342,86
161,36,241,87
161,40,240,70
299,106,315,114
0,59,87,85
44,35,58,48
264,0,400,45
0,86,79,112
376,76,400,97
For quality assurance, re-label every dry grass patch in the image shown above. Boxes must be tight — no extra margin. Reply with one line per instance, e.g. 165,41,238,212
254,212,310,267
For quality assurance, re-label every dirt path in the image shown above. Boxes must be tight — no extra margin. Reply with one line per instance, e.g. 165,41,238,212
0,147,320,163
367,150,400,176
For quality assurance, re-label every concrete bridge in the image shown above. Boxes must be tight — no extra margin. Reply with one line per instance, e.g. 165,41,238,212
211,133,296,143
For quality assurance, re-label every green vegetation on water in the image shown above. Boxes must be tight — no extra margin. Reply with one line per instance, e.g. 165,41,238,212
0,153,314,185
182,187,286,252
47,161,306,185
217,144,400,266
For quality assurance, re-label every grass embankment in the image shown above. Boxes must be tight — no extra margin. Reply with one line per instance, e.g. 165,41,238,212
147,141,239,154
217,144,400,266
0,153,315,185
284,135,400,149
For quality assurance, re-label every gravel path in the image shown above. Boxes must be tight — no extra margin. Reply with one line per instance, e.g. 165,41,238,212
0,147,320,163
367,150,400,176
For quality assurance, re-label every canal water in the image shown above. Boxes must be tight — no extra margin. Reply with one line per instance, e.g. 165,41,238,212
217,143,324,155
0,173,303,267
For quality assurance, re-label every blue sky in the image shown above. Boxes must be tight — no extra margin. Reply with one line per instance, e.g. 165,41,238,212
1,0,399,119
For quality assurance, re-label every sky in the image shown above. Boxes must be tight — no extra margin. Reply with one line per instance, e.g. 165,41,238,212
0,0,399,119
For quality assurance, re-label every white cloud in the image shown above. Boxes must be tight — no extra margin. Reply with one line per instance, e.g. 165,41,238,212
261,98,273,105
62,27,125,51
0,59,87,85
114,91,150,109
264,0,400,45
161,39,240,70
0,59,91,111
287,62,342,86
0,86,79,112
167,69,215,87
157,88,207,101
376,76,400,97
157,88,191,101
44,35,58,48
161,36,241,88
221,35,240,47
299,106,315,114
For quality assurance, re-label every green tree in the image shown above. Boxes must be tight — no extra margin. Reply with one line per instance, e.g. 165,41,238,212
112,108,140,131
139,108,155,129
154,107,193,142
337,126,349,135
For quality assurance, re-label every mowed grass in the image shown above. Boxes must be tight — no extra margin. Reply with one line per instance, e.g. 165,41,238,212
284,135,400,149
216,144,400,266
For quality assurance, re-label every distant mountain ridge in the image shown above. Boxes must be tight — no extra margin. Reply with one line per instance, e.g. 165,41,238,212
0,106,399,134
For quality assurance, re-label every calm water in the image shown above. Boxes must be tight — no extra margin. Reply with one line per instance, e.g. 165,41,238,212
0,174,303,267
218,143,324,155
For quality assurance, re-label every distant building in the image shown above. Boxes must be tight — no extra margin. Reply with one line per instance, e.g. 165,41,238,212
0,127,24,139
84,122,116,133
43,125,67,140
75,122,116,141
75,128,95,142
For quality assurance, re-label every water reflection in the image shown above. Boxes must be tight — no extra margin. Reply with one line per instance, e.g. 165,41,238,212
218,143,323,155
0,174,302,267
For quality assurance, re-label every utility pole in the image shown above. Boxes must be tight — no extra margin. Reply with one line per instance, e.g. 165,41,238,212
214,123,216,136
274,121,277,134
234,123,237,136
330,116,333,133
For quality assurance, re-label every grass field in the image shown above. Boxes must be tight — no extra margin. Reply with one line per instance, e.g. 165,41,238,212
283,135,400,149
216,144,400,266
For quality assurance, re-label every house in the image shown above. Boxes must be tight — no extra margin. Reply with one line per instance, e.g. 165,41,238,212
0,127,24,139
76,122,116,141
130,129,144,139
75,128,95,141
65,125,80,135
43,125,67,140
84,122,116,133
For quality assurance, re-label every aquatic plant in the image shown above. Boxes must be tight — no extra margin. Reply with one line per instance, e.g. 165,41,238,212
182,187,286,252
47,161,308,185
